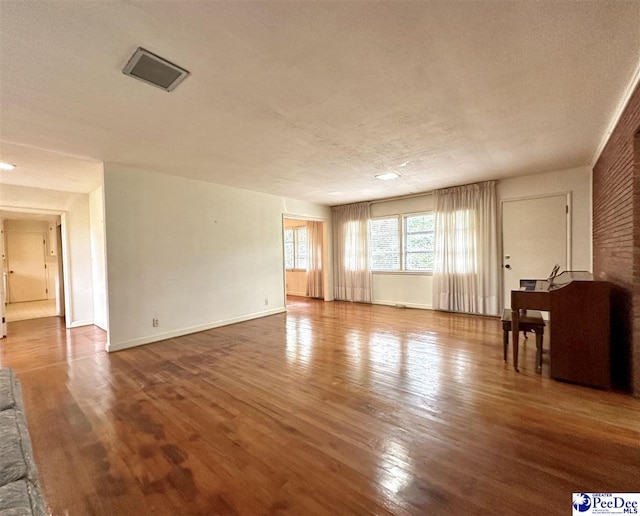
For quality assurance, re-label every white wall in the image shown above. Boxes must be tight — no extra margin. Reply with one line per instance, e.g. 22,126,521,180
64,195,95,326
89,187,108,330
368,166,592,309
0,184,95,326
103,163,331,351
372,274,433,309
497,166,592,271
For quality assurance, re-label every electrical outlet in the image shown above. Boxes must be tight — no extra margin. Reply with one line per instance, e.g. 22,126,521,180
264,298,269,306
152,318,159,327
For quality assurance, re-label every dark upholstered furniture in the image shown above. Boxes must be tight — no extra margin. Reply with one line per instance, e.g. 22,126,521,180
501,309,545,372
0,368,46,515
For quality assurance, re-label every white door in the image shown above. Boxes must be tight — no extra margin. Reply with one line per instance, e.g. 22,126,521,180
502,195,568,309
6,232,47,303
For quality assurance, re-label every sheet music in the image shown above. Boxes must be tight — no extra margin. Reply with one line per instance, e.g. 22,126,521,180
547,264,560,281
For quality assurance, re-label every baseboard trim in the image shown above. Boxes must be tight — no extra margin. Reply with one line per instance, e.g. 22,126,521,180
108,307,286,352
286,291,307,297
372,300,432,310
69,319,94,328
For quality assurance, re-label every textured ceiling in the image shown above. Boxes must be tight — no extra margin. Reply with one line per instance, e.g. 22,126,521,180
0,142,103,194
0,1,639,204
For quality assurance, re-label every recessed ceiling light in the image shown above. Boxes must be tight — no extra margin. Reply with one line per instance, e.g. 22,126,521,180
375,172,400,181
0,162,16,171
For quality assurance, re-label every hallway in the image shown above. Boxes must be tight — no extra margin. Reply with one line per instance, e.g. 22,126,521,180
5,299,57,322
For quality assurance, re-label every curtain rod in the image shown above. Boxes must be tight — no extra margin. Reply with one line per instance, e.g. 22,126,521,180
369,190,433,205
369,178,497,205
331,191,432,209
334,179,496,208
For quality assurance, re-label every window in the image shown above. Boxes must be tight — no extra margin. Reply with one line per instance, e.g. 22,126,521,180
284,226,308,270
284,228,294,269
404,213,435,271
296,227,308,270
369,212,434,272
369,217,400,271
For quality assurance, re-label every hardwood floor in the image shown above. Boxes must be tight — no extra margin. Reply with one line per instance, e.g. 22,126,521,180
1,299,638,515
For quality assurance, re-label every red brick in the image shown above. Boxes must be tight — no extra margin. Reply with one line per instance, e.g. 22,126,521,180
593,80,640,395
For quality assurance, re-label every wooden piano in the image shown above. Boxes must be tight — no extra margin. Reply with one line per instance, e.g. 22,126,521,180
511,271,611,389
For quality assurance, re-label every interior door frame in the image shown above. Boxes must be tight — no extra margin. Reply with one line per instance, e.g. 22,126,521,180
0,207,71,334
282,213,331,307
499,191,572,312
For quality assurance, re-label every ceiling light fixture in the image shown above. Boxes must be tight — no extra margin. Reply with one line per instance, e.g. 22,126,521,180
375,172,400,181
0,162,16,171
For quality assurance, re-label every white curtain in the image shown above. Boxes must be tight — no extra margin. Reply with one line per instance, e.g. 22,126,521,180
307,220,324,299
332,202,372,302
432,181,499,315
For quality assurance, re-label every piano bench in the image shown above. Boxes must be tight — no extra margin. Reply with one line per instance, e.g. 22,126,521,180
501,309,545,372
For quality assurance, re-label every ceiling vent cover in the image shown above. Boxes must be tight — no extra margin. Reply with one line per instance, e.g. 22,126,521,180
122,47,189,92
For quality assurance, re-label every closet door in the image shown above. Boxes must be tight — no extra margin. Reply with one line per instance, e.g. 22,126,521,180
6,232,47,303
502,194,568,311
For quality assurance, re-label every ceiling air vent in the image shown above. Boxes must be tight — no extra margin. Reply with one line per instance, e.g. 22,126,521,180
122,47,189,92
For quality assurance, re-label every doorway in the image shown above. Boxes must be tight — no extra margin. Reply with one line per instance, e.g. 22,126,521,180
501,194,569,310
1,213,64,327
283,217,327,303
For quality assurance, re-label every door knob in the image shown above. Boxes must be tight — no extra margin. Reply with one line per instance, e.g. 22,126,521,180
505,264,511,269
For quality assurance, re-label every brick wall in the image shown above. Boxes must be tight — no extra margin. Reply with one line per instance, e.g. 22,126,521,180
592,81,640,395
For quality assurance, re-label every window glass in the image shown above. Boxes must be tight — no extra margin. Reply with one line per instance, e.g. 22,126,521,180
369,217,400,271
284,228,294,270
295,227,308,270
403,213,435,272
285,226,308,270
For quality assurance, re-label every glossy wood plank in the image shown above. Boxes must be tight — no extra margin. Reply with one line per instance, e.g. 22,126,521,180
1,299,638,515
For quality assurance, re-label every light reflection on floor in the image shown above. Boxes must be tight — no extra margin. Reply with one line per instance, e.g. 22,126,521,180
285,315,314,367
284,302,449,402
377,439,412,499
282,298,491,509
